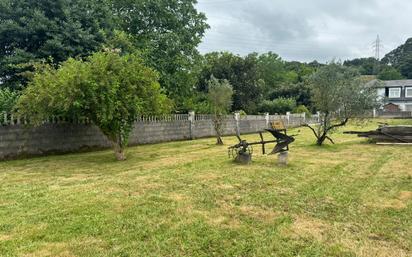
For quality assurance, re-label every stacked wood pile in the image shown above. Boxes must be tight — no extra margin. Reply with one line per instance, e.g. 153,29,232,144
345,126,412,145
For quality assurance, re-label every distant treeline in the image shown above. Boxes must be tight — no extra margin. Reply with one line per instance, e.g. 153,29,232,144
344,38,412,80
0,0,410,115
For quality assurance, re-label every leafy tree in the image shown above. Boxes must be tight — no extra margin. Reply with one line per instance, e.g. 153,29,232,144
0,0,114,89
16,51,170,160
197,52,263,114
207,76,234,145
0,88,19,113
258,98,296,115
269,82,312,108
343,57,379,75
110,0,209,104
377,66,405,80
398,56,412,79
382,38,412,66
382,38,412,78
304,63,378,146
256,52,289,92
284,61,317,82
293,105,311,116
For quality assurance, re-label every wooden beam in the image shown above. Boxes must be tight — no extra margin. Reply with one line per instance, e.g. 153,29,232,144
376,143,412,145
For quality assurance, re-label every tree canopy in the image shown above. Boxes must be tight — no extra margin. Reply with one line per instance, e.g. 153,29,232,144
197,52,263,114
343,58,378,75
0,0,209,107
109,0,209,102
0,0,113,89
382,38,412,79
305,63,378,146
207,76,233,145
16,51,171,160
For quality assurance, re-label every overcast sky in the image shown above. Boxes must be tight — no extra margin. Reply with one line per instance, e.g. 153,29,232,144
196,0,412,63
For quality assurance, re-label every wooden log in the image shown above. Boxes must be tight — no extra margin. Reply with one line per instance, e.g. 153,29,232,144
377,142,412,145
380,126,412,135
368,135,412,142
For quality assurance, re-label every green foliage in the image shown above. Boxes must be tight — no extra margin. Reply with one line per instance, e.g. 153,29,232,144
207,76,234,145
0,88,20,113
198,52,262,113
284,61,318,82
236,110,248,116
104,30,138,55
179,94,211,114
110,0,209,103
256,52,290,92
16,51,170,160
382,38,412,78
377,66,405,80
207,76,234,115
197,52,264,114
0,0,209,110
258,98,297,115
0,0,114,89
398,56,412,79
269,82,312,108
344,57,379,75
306,63,378,145
197,52,318,114
293,105,311,116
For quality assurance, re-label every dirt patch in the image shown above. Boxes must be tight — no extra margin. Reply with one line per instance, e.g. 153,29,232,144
378,199,407,210
205,214,241,228
196,173,222,182
167,193,189,202
0,234,12,241
341,238,409,257
398,191,412,202
214,184,235,190
368,191,412,210
239,205,280,222
22,243,74,257
287,215,330,241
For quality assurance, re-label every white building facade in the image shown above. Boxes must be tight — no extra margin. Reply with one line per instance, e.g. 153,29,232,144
374,80,412,112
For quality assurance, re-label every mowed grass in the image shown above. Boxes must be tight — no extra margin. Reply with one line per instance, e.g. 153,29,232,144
0,119,411,257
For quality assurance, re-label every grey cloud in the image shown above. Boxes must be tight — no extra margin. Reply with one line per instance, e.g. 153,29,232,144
197,0,412,62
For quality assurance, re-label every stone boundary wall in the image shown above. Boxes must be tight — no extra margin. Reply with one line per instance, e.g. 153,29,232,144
0,113,315,160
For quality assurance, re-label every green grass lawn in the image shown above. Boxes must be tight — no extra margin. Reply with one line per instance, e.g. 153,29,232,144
0,119,411,257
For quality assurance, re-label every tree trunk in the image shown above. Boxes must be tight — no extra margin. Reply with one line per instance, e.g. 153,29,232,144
216,136,224,145
112,140,126,161
213,116,224,145
316,135,326,146
113,142,126,161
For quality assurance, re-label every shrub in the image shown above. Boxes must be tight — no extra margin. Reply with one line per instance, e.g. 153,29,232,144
293,105,311,117
17,51,171,160
0,88,20,113
258,97,296,114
